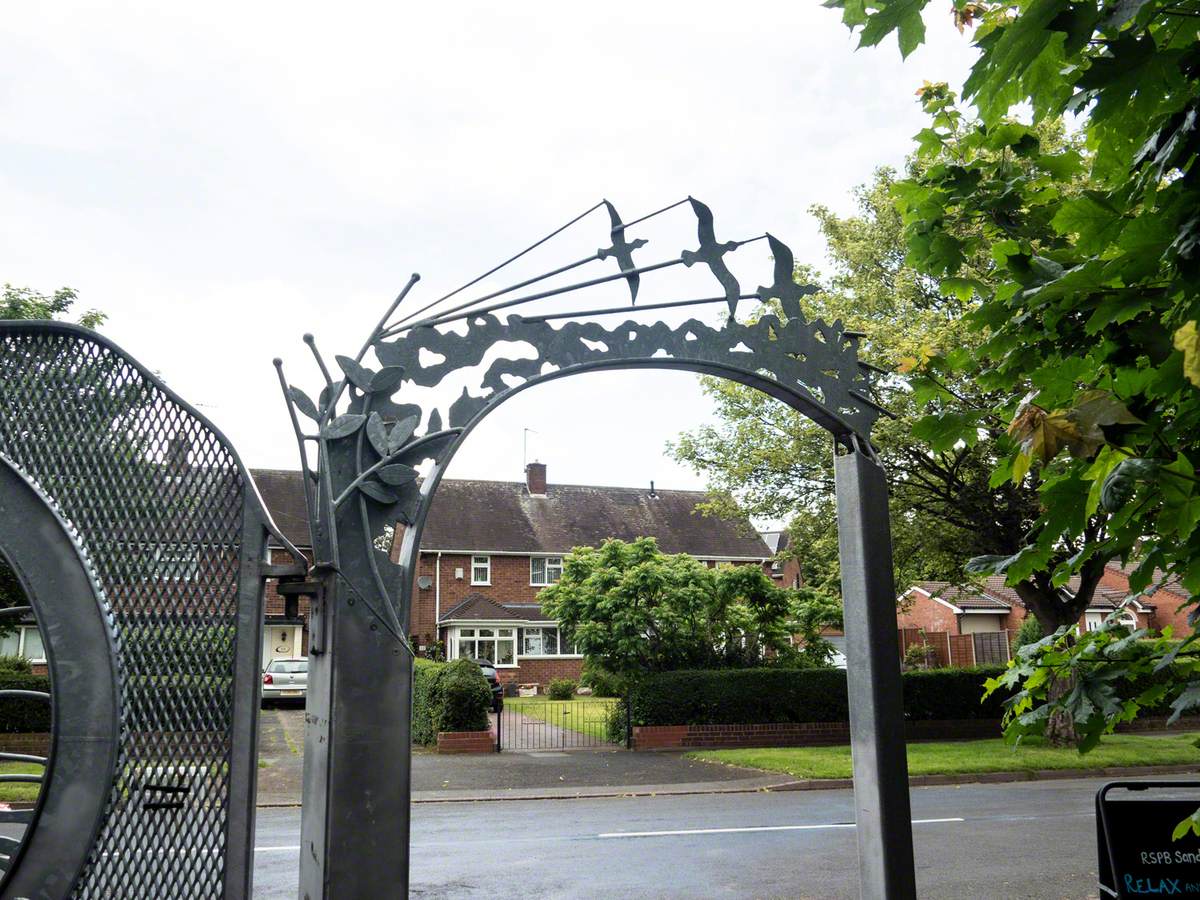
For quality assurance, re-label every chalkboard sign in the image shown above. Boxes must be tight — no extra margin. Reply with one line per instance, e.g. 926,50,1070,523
1097,781,1200,898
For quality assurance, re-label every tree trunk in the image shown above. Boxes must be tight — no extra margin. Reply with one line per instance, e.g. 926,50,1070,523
1044,669,1078,747
1013,557,1110,749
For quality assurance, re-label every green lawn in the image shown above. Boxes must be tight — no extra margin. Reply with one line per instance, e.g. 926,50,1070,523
504,695,618,741
688,733,1200,780
0,761,44,803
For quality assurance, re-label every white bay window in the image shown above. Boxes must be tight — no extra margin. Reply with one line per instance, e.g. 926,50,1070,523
453,627,515,666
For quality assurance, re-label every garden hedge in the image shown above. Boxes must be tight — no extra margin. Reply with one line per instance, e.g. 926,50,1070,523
0,674,51,733
626,666,1013,727
411,658,491,745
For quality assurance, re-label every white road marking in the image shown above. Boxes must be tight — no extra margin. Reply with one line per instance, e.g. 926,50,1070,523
597,817,964,839
255,845,301,853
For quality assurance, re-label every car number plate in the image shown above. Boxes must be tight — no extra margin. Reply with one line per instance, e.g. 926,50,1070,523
280,690,302,696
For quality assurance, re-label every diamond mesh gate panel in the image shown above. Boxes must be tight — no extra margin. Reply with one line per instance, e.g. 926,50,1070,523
0,325,256,898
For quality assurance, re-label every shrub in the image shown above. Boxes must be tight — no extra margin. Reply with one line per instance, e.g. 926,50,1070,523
0,655,32,675
580,662,626,698
627,666,1014,727
435,659,492,733
605,699,628,744
411,658,492,742
902,642,934,670
411,658,444,745
0,674,51,732
1011,616,1044,653
547,678,576,701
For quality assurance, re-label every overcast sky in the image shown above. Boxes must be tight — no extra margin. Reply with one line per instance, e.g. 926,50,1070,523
2,3,977,516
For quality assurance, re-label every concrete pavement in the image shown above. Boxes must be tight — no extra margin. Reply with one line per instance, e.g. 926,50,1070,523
256,708,784,805
253,773,1195,898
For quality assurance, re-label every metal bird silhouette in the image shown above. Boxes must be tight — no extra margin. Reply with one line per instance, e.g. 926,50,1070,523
597,200,648,305
680,197,742,317
756,233,816,322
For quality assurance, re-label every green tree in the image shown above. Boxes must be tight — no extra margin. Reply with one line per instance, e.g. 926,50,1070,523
2,284,105,329
671,147,1072,604
540,537,840,679
823,0,1200,759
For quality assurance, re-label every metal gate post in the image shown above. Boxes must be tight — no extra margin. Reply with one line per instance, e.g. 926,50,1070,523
299,572,413,898
834,445,916,900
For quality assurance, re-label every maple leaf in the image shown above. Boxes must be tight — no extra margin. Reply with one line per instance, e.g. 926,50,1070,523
1175,321,1200,388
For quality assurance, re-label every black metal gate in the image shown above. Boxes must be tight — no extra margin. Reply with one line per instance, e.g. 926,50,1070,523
496,699,624,751
0,322,303,899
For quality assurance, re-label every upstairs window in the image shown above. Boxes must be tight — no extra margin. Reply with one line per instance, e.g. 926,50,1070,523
471,555,491,585
530,556,563,586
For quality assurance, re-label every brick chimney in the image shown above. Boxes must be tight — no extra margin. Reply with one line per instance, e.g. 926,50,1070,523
525,461,547,496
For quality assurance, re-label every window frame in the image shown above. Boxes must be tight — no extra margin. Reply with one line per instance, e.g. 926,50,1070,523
18,625,46,665
518,625,581,658
529,555,564,587
149,543,199,582
452,625,517,667
470,555,491,586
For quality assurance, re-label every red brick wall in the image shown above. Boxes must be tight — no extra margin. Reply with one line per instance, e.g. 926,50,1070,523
411,552,559,645
1097,565,1191,635
632,719,1004,750
498,657,583,688
896,589,960,634
264,547,314,619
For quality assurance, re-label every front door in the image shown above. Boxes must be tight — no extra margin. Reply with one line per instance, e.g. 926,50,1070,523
263,625,300,664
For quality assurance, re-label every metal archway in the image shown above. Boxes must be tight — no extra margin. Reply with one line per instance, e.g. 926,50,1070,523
0,322,306,899
280,198,917,899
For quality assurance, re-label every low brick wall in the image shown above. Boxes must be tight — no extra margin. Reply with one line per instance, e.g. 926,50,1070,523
633,714,1200,750
436,729,496,754
634,719,1003,750
0,733,50,755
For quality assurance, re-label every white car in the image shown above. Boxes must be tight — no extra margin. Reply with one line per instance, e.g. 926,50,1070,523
262,658,307,704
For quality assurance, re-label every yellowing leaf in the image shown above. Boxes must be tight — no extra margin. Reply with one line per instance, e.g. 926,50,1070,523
1174,321,1200,388
897,356,919,373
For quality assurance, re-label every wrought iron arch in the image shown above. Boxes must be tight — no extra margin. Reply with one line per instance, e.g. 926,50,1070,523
280,198,916,899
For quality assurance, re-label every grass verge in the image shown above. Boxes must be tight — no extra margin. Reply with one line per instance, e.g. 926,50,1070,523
0,761,43,803
688,733,1200,780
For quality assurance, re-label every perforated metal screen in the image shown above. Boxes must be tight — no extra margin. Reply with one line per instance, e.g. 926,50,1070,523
0,323,272,898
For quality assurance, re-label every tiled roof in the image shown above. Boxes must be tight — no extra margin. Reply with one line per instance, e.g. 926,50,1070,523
910,581,1012,611
1105,559,1188,598
440,594,523,622
251,469,769,559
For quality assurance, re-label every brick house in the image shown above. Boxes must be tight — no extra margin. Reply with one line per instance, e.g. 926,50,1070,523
759,530,804,590
897,563,1194,641
253,462,771,689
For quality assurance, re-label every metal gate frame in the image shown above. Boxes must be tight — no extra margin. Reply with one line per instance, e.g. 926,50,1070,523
0,321,306,899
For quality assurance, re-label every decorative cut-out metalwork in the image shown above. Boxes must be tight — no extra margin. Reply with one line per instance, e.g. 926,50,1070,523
277,197,887,594
279,197,911,899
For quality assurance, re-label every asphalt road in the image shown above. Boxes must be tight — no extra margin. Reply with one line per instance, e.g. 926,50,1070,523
248,774,1192,899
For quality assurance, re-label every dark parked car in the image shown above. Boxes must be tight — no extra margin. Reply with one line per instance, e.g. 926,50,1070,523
473,659,504,713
